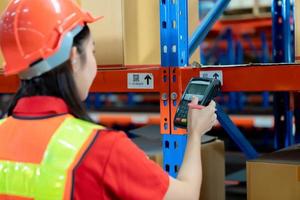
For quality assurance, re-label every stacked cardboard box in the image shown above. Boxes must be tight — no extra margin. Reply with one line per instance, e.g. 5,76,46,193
247,144,300,200
131,125,225,200
80,0,124,66
82,0,201,66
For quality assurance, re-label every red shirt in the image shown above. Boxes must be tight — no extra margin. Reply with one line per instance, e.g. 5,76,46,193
12,96,169,200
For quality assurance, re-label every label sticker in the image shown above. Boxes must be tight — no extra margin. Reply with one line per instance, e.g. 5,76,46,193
254,117,274,128
200,71,223,85
128,73,154,89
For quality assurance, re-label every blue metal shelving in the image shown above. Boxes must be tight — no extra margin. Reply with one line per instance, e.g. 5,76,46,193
160,0,189,178
160,0,259,177
272,0,295,149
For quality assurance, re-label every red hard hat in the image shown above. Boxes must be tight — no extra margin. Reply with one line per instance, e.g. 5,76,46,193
0,0,102,78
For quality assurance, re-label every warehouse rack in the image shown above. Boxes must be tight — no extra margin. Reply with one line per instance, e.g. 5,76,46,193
0,0,298,177
202,27,271,112
90,112,274,129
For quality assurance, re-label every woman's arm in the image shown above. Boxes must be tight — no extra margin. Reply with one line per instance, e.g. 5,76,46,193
164,97,217,200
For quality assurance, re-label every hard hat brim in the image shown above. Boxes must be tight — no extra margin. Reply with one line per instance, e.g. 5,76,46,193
84,12,104,24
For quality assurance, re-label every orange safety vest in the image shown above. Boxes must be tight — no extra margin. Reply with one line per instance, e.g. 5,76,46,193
0,115,105,200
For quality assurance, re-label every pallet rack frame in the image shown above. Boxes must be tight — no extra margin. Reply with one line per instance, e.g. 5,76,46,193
0,0,297,177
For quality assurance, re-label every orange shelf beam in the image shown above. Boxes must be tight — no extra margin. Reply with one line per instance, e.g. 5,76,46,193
91,65,163,93
0,65,164,93
1,63,300,93
92,112,274,129
179,64,300,92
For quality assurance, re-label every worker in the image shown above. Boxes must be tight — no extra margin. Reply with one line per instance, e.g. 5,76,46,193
0,0,217,200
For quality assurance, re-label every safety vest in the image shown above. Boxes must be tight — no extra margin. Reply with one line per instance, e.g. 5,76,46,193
0,115,105,200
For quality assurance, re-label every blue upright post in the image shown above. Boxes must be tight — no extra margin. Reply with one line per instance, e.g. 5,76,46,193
160,0,189,67
296,114,300,143
235,41,246,111
225,29,238,111
261,32,271,108
160,0,189,178
284,94,294,146
295,95,300,143
200,47,208,65
260,32,271,108
85,93,93,110
260,32,270,63
94,93,102,109
262,92,270,108
242,34,259,59
160,0,260,178
235,41,244,65
272,0,295,149
127,93,135,106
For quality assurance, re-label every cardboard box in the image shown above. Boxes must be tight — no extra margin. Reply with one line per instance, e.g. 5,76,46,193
81,0,124,66
131,125,225,200
123,0,160,65
123,0,201,65
200,139,225,200
189,0,202,64
247,144,300,200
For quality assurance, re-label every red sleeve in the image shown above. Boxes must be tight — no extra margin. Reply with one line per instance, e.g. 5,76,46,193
103,133,169,200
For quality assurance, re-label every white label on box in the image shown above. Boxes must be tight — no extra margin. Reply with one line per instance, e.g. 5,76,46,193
128,73,154,89
200,71,223,85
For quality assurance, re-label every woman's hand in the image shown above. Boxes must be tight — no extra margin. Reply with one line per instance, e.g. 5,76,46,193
187,96,217,137
164,97,217,200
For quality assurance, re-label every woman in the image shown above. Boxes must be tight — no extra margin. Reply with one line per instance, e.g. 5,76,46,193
0,0,217,199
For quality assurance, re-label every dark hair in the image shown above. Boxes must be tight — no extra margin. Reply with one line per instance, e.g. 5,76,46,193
7,25,92,121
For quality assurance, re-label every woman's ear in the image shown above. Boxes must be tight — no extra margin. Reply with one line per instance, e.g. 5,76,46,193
70,47,80,72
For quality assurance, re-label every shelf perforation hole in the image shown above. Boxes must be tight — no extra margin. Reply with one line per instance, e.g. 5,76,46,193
165,164,170,172
174,141,178,149
175,165,179,173
162,21,167,29
165,140,170,148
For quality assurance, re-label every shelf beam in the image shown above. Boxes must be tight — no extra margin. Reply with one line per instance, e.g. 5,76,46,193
2,63,300,93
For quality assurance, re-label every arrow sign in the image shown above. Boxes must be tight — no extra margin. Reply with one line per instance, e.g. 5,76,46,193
128,73,154,89
144,75,152,85
200,71,223,85
213,73,219,79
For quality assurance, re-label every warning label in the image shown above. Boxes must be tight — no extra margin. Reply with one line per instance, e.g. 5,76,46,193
128,73,154,89
200,71,223,85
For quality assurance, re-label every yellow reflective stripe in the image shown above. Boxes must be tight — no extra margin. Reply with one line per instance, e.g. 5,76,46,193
0,161,38,197
0,118,6,125
34,117,103,199
0,117,104,199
